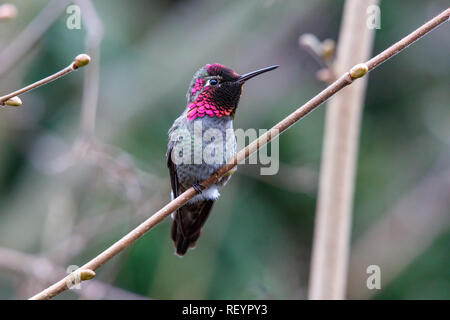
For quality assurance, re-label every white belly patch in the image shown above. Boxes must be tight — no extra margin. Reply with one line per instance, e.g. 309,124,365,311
189,185,220,203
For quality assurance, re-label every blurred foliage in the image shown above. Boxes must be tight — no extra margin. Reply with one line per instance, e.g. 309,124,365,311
0,0,448,299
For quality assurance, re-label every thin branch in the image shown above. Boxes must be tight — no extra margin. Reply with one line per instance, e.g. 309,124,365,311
29,8,450,300
309,0,378,300
0,247,148,299
0,54,91,106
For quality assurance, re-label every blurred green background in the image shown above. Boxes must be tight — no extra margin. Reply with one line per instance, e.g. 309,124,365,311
0,0,448,299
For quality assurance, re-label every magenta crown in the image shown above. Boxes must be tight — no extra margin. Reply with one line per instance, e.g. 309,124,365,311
186,63,279,121
187,63,241,121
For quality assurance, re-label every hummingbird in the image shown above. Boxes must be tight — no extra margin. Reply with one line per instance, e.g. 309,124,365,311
167,63,278,256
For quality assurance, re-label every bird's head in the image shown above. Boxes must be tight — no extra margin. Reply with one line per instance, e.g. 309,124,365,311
186,63,278,120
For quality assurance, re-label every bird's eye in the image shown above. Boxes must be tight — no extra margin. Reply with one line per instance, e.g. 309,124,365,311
209,79,219,86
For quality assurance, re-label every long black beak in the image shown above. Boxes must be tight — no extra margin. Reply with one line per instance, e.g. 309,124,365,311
237,65,279,83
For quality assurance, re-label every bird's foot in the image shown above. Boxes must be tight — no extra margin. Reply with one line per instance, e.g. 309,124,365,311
192,183,205,194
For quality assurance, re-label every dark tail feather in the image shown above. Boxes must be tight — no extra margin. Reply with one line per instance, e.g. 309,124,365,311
171,200,215,256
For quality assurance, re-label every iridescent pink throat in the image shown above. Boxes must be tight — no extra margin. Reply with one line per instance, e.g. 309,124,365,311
187,78,233,121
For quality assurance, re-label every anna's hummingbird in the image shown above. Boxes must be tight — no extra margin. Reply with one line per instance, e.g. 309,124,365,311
167,63,278,256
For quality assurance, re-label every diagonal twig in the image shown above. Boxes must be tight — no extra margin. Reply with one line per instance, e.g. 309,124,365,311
0,247,148,300
0,54,91,106
29,8,450,300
